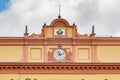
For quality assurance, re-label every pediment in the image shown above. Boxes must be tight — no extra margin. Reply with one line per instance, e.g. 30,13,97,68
50,18,70,27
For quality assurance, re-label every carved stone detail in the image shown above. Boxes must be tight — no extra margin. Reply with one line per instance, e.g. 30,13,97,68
66,51,72,61
48,50,55,61
0,63,120,74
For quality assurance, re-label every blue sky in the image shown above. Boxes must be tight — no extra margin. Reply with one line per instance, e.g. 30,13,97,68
0,0,10,12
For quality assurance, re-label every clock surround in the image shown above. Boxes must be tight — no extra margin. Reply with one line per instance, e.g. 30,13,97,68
48,47,73,62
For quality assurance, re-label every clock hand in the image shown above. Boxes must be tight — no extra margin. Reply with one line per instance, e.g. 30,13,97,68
60,53,62,56
58,51,61,56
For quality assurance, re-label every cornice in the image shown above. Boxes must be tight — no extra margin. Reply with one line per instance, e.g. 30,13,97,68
0,37,120,46
92,38,120,46
0,62,120,74
0,37,24,46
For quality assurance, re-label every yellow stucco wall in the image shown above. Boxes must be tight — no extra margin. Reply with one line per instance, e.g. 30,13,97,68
1,74,120,80
0,46,23,62
46,27,53,37
67,28,73,37
97,46,120,62
28,46,44,62
76,46,91,62
46,46,72,52
0,45,120,63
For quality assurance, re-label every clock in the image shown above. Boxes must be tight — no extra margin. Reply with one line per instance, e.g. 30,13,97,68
54,49,66,60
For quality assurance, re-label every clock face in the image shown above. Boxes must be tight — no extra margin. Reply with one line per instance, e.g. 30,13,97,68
54,49,66,60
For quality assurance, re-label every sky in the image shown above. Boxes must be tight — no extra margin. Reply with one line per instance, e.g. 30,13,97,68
0,0,120,37
0,0,9,12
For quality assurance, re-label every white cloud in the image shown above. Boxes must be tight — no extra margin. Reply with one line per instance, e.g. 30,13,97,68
0,0,120,36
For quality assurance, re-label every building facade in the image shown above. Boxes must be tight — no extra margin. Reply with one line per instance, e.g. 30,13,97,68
0,17,120,80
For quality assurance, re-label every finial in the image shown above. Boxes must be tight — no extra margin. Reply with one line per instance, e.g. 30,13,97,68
44,22,46,26
24,25,29,36
58,4,61,18
73,22,75,26
25,25,28,34
92,25,95,34
90,25,96,37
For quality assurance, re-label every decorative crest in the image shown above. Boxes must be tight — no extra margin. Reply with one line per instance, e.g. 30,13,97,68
56,29,63,35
